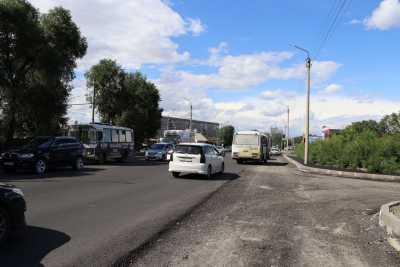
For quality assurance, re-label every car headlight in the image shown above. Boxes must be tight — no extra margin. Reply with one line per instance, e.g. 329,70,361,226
157,151,163,154
0,153,4,160
19,153,35,159
11,188,24,197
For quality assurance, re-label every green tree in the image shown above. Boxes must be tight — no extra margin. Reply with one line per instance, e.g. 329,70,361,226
0,0,87,140
344,120,382,136
86,60,162,146
85,59,125,123
380,112,400,135
117,72,162,146
217,125,235,146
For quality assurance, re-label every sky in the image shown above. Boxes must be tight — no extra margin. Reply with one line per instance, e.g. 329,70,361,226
31,0,400,136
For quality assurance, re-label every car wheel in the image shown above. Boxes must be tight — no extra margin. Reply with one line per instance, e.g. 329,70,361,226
220,162,225,174
35,159,47,175
0,207,10,245
172,172,180,178
207,165,212,179
73,157,84,171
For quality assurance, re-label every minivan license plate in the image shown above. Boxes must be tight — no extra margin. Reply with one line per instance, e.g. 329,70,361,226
4,162,14,166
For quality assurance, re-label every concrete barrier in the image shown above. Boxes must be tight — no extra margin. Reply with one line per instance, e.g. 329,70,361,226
283,154,400,183
380,201,400,238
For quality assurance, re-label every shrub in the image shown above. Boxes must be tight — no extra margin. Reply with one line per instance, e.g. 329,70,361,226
293,130,400,175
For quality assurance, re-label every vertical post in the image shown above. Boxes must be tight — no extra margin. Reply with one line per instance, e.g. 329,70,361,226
304,57,311,165
189,102,192,132
287,106,290,150
91,85,95,124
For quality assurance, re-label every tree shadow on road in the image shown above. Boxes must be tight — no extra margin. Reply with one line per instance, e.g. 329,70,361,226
176,172,240,181
0,226,70,267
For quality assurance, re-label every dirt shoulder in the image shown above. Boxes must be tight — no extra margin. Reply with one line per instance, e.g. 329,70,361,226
127,157,400,267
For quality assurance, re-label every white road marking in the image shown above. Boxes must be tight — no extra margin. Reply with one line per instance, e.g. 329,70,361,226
259,185,273,190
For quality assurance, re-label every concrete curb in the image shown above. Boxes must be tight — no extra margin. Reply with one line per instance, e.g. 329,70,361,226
283,154,400,183
380,201,400,237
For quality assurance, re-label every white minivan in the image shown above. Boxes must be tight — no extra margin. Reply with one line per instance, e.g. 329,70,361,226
168,143,225,178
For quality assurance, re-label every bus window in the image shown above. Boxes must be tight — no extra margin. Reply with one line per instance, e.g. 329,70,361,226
126,131,132,142
120,130,126,142
233,134,259,145
112,130,119,143
103,128,112,142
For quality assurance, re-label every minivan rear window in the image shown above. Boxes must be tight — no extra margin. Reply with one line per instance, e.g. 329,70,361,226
175,145,202,155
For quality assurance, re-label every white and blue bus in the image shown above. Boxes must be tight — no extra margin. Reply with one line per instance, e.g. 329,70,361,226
68,123,134,163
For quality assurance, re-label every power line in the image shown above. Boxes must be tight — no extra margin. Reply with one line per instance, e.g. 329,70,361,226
314,0,341,52
316,0,352,59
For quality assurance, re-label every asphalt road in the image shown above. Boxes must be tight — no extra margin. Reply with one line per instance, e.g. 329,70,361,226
130,157,400,267
0,156,244,267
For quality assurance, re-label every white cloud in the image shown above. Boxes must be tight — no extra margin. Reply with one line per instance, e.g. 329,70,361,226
364,0,400,30
166,51,341,91
187,18,206,36
152,71,400,136
31,0,205,69
323,84,342,93
260,89,296,100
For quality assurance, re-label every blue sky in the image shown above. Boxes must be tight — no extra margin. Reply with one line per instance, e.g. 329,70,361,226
32,0,400,135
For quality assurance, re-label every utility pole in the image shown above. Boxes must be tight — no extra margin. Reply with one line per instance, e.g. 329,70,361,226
190,102,192,132
287,106,290,150
305,57,311,165
91,85,96,124
293,45,312,165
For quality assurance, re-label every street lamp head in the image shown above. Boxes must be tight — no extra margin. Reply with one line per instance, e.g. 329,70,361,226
292,44,311,59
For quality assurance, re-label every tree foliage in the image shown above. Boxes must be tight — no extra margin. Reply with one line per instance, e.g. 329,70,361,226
0,0,87,140
86,59,162,146
217,125,235,146
295,112,400,175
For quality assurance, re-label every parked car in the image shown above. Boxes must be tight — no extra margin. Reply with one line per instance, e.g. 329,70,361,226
1,136,84,175
145,143,174,161
0,183,26,245
270,148,281,156
169,143,225,178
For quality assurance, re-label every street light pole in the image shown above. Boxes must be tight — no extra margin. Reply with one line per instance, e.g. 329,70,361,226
184,97,192,132
287,106,290,150
305,57,311,165
91,85,96,124
190,102,192,132
293,45,312,165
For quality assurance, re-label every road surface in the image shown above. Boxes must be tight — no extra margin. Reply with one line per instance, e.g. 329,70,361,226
130,157,400,267
0,157,243,267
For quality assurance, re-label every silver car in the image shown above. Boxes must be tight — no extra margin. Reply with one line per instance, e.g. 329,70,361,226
145,143,173,161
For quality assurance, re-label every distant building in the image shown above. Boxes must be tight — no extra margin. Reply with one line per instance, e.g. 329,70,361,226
158,116,219,142
322,126,342,139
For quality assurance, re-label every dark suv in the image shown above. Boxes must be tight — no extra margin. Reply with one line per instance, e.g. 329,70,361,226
0,183,26,245
1,136,84,175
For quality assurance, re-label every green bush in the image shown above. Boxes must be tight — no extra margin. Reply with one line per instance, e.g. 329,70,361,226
293,130,400,175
